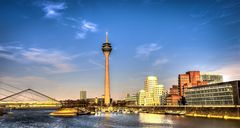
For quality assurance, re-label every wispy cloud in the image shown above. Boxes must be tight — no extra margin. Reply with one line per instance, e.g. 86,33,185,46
42,2,67,18
0,45,76,73
81,20,97,32
222,1,240,9
58,17,98,39
190,11,208,18
0,76,70,100
153,58,168,66
88,59,104,69
76,51,99,57
212,64,240,82
224,19,240,25
65,17,78,22
75,20,98,39
22,48,76,73
75,32,86,39
37,1,98,39
0,46,23,62
135,43,162,57
0,45,103,74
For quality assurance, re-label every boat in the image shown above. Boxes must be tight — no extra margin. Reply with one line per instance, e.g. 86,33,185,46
78,111,90,115
134,111,139,114
7,108,13,115
165,110,186,115
49,108,77,117
90,111,95,115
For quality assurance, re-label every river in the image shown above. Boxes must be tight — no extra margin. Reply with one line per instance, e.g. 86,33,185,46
0,110,240,128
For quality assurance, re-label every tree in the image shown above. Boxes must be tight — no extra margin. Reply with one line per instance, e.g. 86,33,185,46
180,96,187,105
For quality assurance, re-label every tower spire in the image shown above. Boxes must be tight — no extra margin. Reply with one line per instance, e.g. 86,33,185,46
106,32,109,43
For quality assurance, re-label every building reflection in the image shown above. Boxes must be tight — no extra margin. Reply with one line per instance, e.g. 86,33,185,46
104,112,111,119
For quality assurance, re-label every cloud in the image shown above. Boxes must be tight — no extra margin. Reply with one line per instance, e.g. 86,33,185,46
0,75,105,100
153,58,168,66
135,43,162,57
58,17,98,39
0,76,70,100
65,17,78,22
88,59,104,69
76,51,99,57
22,48,76,73
75,32,86,39
0,45,76,73
224,19,240,25
42,2,67,18
212,64,240,82
81,20,97,32
0,46,23,62
37,1,97,39
75,20,98,39
222,1,240,9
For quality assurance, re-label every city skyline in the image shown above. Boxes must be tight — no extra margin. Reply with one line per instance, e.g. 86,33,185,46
0,0,240,100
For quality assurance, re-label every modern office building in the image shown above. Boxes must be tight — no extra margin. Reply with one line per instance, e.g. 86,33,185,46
166,85,181,105
178,73,190,96
185,80,240,105
144,97,154,106
201,74,223,84
170,85,179,95
178,71,207,96
125,93,131,101
137,76,165,106
144,76,159,97
187,71,201,85
160,90,168,105
138,90,146,106
125,93,138,105
166,94,181,105
153,84,165,105
80,91,87,100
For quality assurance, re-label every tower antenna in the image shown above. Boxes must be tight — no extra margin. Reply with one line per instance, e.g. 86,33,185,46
106,32,109,43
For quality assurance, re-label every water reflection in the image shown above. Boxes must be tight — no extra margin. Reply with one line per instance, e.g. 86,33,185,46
139,113,173,125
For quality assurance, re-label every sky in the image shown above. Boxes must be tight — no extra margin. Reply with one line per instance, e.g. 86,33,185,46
0,0,240,100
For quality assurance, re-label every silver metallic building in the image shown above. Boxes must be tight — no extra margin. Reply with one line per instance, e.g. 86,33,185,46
185,81,240,105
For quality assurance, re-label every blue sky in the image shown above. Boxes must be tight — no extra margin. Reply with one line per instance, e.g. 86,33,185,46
0,0,240,100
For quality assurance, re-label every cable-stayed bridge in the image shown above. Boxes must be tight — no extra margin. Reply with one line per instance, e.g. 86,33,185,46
0,81,61,109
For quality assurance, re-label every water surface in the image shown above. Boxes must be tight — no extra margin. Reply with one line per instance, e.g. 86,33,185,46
0,110,239,128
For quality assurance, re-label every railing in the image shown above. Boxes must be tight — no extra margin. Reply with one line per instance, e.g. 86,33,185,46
0,101,62,109
126,105,240,108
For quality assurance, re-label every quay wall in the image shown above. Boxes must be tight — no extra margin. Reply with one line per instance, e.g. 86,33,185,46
125,105,240,117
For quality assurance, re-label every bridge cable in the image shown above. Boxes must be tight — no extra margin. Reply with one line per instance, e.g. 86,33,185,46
0,87,40,102
0,81,23,91
0,81,55,102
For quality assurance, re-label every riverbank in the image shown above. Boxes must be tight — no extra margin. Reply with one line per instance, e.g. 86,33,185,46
126,106,240,120
0,108,3,116
143,111,240,120
185,113,240,120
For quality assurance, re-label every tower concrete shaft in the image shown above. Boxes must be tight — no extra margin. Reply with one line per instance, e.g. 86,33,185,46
102,32,112,106
104,52,110,105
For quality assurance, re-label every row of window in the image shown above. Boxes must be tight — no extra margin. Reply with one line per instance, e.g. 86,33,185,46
189,84,232,90
186,86,232,94
187,101,233,105
187,96,233,101
186,92,233,97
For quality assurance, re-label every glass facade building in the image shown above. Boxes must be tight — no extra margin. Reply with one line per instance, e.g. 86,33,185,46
80,91,87,100
200,74,223,84
185,81,240,105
